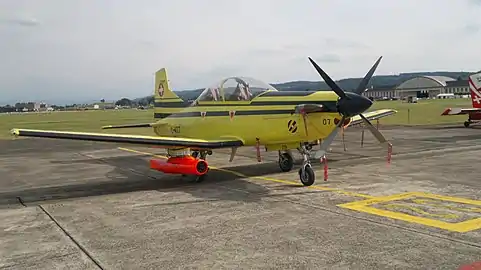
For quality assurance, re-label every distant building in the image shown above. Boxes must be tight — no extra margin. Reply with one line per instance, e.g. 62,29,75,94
362,75,473,100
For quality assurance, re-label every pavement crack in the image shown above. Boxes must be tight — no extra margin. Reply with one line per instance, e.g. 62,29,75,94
16,196,26,207
38,205,105,270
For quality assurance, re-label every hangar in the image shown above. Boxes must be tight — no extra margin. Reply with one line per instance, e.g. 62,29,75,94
394,76,455,99
363,76,470,100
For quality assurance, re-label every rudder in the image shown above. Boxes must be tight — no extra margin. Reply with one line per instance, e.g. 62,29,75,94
469,72,481,108
154,68,190,119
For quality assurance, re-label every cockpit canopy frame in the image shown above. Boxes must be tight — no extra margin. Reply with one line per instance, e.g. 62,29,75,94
195,76,278,103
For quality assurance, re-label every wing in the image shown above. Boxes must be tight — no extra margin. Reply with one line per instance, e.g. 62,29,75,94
348,109,397,126
441,108,481,116
10,128,244,149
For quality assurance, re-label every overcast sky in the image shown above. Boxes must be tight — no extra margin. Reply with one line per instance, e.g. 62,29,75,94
1,0,480,105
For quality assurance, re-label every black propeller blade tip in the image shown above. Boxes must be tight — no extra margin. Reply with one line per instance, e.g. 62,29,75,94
307,57,347,99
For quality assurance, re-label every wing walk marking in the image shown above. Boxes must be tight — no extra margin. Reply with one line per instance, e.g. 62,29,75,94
116,147,374,199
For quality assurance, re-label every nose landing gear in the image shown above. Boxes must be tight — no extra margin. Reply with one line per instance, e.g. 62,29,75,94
277,144,316,186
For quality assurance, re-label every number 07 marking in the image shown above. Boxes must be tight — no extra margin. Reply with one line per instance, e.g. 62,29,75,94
322,119,331,125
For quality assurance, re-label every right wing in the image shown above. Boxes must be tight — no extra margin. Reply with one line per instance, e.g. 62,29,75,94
10,128,244,149
441,108,481,116
349,109,397,126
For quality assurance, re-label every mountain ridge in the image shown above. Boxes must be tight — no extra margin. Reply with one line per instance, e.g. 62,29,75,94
134,71,476,103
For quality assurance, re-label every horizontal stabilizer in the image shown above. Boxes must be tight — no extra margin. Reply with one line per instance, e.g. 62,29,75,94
441,108,481,116
102,123,154,129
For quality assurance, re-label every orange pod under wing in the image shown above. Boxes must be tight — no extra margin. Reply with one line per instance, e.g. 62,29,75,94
150,156,208,176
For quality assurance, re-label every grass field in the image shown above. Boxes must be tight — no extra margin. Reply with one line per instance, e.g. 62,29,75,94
370,98,471,125
0,98,472,140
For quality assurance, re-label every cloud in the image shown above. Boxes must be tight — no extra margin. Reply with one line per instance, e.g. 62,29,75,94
467,0,481,5
0,17,39,27
313,53,341,63
463,23,480,33
1,0,481,104
323,38,369,49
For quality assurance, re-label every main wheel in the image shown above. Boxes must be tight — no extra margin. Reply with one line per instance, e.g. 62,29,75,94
464,121,470,128
298,165,315,186
193,174,207,183
186,169,209,183
278,153,294,172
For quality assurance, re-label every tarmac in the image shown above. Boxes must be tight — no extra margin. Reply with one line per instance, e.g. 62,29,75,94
1,124,481,270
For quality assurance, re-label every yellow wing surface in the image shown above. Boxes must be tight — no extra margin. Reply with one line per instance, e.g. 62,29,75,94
10,128,244,149
349,109,397,126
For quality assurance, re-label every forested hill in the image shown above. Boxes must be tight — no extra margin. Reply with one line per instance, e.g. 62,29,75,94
134,71,474,103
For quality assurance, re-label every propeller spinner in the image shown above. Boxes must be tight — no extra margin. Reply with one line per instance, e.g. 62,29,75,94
307,56,391,159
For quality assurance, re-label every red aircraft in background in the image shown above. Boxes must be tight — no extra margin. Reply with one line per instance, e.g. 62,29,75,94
441,72,481,127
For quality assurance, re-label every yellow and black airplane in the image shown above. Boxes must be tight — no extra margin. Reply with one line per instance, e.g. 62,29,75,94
10,57,396,186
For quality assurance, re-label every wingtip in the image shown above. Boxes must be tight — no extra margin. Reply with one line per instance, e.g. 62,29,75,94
10,128,20,136
101,125,112,129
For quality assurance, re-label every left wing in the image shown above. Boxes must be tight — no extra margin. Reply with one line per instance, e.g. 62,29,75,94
441,108,481,116
348,109,397,126
10,128,244,149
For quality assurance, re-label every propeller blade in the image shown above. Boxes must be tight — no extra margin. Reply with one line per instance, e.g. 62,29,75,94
308,57,347,99
314,116,346,158
354,56,383,95
359,114,389,146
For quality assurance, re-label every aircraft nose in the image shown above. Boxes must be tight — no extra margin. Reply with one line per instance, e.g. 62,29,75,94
338,92,373,117
359,95,373,112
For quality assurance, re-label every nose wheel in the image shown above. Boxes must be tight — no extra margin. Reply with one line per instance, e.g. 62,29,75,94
298,165,315,186
297,144,316,186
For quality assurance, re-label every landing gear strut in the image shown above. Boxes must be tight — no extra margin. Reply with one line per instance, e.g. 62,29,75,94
297,143,315,186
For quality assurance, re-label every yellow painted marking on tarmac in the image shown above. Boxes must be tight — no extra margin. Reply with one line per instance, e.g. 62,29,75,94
412,199,481,213
382,203,459,219
116,147,374,199
338,192,481,233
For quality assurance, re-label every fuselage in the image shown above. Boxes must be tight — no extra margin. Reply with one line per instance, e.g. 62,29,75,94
152,90,349,149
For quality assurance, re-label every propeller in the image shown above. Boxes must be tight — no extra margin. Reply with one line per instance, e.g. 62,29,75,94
306,56,391,159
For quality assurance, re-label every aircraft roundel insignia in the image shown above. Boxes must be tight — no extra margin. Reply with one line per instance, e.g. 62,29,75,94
288,119,298,133
200,112,206,118
157,80,165,97
229,111,236,120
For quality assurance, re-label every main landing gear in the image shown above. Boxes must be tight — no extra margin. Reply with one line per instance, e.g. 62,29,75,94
189,150,212,183
277,143,316,186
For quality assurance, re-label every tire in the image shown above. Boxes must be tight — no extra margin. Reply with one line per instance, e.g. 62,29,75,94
464,121,470,128
298,165,315,186
278,153,294,172
194,174,207,183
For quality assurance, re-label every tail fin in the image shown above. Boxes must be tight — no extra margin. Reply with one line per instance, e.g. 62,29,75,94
469,72,481,108
154,68,190,119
